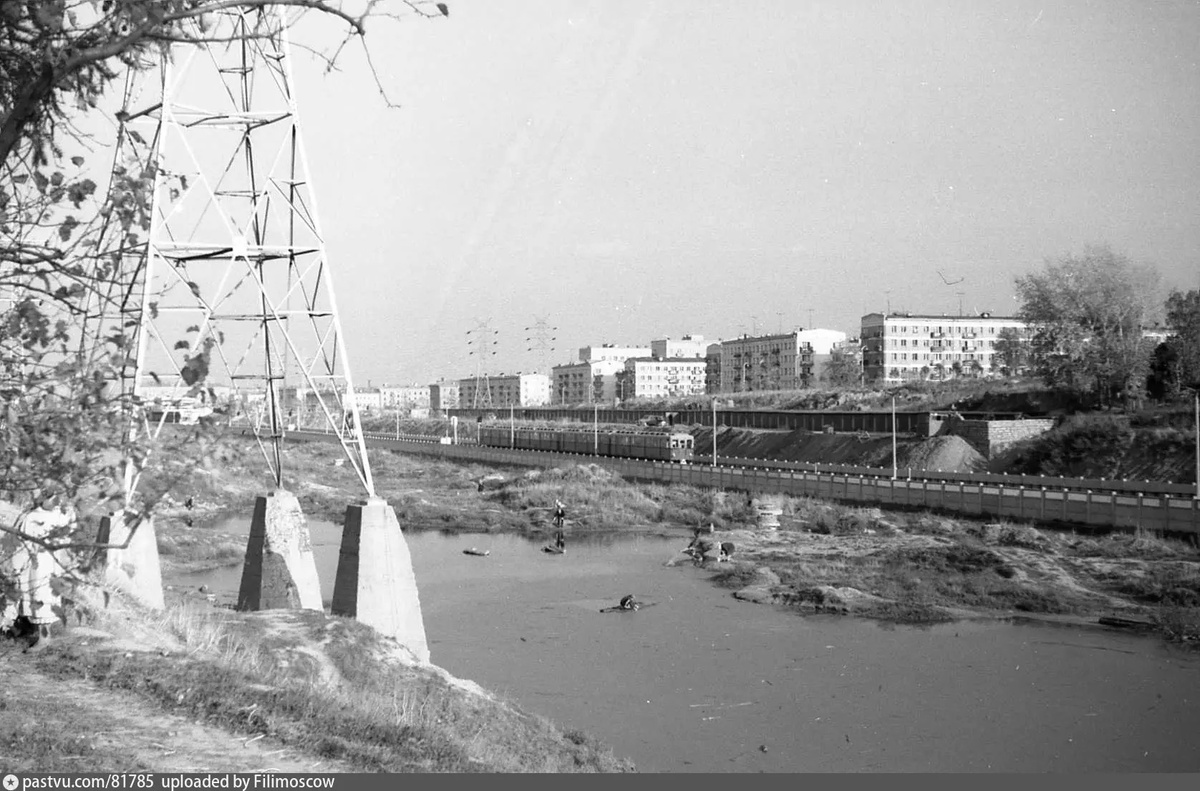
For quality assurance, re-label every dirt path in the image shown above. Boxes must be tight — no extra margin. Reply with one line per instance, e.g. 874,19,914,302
0,641,356,774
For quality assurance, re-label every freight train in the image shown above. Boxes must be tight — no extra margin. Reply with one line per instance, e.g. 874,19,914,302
477,424,695,463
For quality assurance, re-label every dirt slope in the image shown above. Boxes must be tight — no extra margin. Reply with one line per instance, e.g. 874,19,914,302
690,426,920,467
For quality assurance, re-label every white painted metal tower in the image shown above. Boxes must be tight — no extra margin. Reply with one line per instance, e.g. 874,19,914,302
105,6,374,498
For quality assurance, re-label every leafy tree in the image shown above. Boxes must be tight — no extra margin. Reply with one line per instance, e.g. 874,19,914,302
1164,289,1200,391
1147,342,1181,401
1,1,448,612
822,349,861,388
1015,245,1160,408
993,326,1029,376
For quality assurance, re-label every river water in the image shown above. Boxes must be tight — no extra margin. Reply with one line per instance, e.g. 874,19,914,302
173,520,1200,773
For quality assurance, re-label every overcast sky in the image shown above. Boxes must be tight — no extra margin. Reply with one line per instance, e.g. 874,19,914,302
283,0,1200,387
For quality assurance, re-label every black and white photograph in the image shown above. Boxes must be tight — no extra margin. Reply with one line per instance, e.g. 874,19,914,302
1,0,1198,776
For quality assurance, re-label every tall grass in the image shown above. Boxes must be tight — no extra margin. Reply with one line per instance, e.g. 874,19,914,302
51,600,633,773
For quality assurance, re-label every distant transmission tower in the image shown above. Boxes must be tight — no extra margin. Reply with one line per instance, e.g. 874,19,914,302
524,315,557,372
101,6,375,497
466,320,498,409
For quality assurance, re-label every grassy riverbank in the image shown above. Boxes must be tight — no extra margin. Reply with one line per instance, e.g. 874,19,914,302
3,588,631,772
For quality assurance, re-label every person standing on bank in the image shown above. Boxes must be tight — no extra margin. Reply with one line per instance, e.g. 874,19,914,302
553,499,566,549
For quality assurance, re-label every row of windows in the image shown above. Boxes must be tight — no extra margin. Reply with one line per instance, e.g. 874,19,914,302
887,338,996,348
881,352,987,362
887,324,1008,335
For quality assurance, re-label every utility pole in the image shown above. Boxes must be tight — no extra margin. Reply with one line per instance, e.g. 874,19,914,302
594,404,599,455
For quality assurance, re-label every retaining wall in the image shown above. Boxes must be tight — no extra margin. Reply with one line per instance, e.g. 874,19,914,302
942,418,1057,457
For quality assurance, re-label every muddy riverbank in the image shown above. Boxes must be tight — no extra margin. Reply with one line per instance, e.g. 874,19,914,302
148,433,1200,646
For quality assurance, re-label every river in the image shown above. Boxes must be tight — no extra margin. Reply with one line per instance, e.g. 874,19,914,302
172,520,1200,773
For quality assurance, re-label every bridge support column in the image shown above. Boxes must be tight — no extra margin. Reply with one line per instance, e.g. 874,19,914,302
237,490,322,612
95,512,165,610
331,497,429,664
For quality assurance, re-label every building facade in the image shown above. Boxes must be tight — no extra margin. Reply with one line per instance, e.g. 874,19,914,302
458,373,551,408
429,380,460,414
620,357,708,399
551,359,625,404
717,330,848,392
860,312,1027,384
705,343,722,394
577,343,651,364
649,334,709,360
344,387,382,412
379,384,430,411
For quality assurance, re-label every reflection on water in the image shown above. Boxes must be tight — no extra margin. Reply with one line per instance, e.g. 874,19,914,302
171,520,1200,773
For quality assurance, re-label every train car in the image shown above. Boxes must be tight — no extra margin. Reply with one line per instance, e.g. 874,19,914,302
477,424,694,463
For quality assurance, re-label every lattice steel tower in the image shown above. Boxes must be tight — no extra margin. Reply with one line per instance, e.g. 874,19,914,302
524,315,557,373
465,319,497,409
104,7,374,497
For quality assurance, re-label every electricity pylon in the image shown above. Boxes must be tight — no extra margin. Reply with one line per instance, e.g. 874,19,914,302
101,6,375,497
466,320,497,409
524,315,557,373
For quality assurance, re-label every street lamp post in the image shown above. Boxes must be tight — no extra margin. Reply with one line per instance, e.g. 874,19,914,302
1193,386,1199,501
712,398,718,468
891,395,898,480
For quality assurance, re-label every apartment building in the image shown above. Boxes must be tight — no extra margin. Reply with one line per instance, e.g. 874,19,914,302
860,312,1027,383
458,373,550,408
620,357,708,399
650,334,709,360
429,380,460,414
718,329,847,392
551,359,625,404
577,343,651,364
705,343,722,394
379,384,430,411
344,387,382,412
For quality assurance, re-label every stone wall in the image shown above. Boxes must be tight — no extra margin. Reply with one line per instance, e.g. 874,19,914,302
942,418,1056,457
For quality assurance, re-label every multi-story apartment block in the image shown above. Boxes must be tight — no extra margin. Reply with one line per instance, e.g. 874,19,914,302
717,329,847,392
429,380,460,414
860,312,1027,383
705,343,722,394
650,334,709,360
620,357,708,399
458,373,550,408
577,343,651,364
551,359,625,404
379,384,430,411
344,387,383,412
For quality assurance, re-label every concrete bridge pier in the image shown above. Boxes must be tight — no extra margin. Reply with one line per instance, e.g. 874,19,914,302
95,512,165,609
331,496,429,664
237,489,322,612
